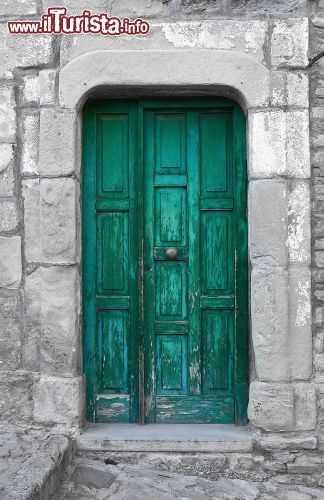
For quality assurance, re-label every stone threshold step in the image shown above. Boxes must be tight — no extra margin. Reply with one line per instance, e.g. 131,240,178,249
76,424,253,453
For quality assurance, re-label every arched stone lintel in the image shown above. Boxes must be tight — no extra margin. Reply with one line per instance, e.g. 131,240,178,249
59,49,271,110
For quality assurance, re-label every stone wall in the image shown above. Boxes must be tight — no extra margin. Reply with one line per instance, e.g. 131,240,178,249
311,0,324,453
0,0,323,486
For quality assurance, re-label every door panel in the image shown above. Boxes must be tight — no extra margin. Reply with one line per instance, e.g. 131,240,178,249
82,98,248,424
144,106,237,423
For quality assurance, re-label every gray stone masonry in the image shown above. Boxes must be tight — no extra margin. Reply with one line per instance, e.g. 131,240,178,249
0,0,322,491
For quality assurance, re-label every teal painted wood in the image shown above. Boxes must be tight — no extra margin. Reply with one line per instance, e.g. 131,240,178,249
187,111,201,396
83,106,97,422
156,395,234,423
83,100,139,423
83,98,248,425
233,105,249,425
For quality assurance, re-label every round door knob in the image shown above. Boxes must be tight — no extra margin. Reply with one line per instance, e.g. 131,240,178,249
166,247,178,259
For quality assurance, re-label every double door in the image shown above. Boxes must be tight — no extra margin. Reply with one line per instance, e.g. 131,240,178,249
83,98,248,424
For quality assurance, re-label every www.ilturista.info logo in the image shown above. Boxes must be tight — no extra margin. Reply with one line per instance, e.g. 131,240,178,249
7,7,150,35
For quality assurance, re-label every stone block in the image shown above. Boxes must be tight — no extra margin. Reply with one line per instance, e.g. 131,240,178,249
33,375,84,425
21,113,39,175
287,454,323,474
287,181,311,265
294,384,316,431
0,371,33,422
287,111,310,178
315,251,324,268
39,266,80,376
312,107,324,119
315,353,324,372
251,268,289,382
71,465,116,489
231,0,307,14
23,179,40,262
0,86,16,142
39,70,56,106
270,71,286,107
312,134,324,148
288,267,312,381
271,19,308,68
21,75,39,106
23,178,77,264
249,180,287,267
0,25,53,75
248,381,294,431
0,199,18,232
22,270,41,371
259,435,317,451
39,109,77,176
60,20,268,67
287,73,309,108
314,332,324,353
42,0,107,15
249,111,286,178
313,151,324,168
0,295,21,370
0,144,14,196
161,20,267,62
0,236,21,288
0,0,37,15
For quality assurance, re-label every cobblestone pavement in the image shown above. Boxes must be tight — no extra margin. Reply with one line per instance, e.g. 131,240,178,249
2,428,324,500
0,425,71,499
54,453,324,500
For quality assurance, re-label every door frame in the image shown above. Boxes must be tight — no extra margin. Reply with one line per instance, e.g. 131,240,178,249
82,97,248,425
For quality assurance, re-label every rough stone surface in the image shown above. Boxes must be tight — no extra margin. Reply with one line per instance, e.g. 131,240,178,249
0,236,21,289
230,0,307,14
0,372,33,422
271,18,309,68
249,111,286,178
0,200,18,232
287,181,311,265
21,75,39,106
248,382,294,431
0,86,16,142
33,375,84,425
0,295,21,371
23,269,40,372
39,70,56,106
23,178,77,264
0,144,14,196
294,384,316,431
25,266,80,376
288,267,312,381
0,25,53,76
249,180,287,267
0,428,72,500
0,0,37,16
287,110,310,178
251,268,289,382
39,109,77,177
259,435,318,452
54,453,324,500
287,72,309,107
21,112,39,175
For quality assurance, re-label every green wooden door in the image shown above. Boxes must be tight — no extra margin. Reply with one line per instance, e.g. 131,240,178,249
83,98,248,424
